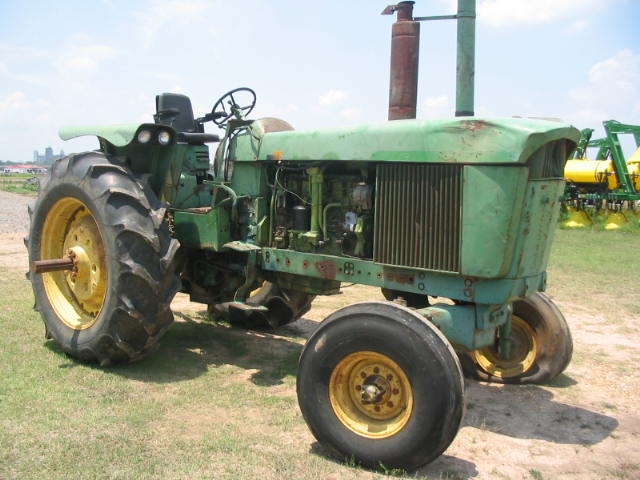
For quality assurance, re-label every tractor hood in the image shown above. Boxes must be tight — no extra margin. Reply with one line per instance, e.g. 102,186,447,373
248,117,580,166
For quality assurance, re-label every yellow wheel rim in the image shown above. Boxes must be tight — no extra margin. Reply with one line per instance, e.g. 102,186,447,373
472,315,538,379
40,197,107,330
249,281,266,299
329,351,413,439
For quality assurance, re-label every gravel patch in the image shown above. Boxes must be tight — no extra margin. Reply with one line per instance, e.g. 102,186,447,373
0,191,34,270
0,190,33,235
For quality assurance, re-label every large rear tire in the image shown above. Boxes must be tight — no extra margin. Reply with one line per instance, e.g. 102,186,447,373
27,152,180,365
461,292,573,384
297,301,464,471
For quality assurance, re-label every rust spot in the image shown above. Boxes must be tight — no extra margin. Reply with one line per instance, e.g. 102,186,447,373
463,277,476,301
395,273,413,285
184,206,212,214
425,309,448,321
445,119,490,134
315,260,338,280
385,273,414,285
463,120,489,133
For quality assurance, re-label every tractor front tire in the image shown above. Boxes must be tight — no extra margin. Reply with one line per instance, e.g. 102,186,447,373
297,301,464,471
461,292,573,384
27,152,180,366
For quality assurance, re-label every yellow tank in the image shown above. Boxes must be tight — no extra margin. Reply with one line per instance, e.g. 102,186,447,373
628,147,640,191
564,158,617,189
565,146,640,191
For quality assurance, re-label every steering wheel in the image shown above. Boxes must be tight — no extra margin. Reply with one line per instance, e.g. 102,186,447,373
211,87,256,126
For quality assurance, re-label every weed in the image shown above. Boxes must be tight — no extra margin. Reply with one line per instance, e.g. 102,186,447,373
378,462,407,476
441,471,468,480
529,469,544,480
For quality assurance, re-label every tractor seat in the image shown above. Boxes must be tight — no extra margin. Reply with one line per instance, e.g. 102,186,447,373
154,93,202,133
154,93,219,144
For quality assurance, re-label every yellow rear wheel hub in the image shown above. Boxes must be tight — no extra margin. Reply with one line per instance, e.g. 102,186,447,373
40,197,107,330
329,351,413,439
472,315,538,379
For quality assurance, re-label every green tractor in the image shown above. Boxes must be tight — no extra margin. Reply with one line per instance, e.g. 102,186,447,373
27,87,578,470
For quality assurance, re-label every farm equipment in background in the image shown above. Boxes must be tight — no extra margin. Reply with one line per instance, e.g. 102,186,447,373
25,0,579,471
563,120,640,229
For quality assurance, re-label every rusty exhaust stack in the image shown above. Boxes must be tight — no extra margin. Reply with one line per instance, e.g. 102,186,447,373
383,0,476,119
384,1,420,120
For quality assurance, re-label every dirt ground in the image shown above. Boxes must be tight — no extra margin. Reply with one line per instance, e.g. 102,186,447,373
4,190,639,479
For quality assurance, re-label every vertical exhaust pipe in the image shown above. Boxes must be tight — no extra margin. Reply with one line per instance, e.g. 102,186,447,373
384,1,420,120
384,1,476,119
455,0,476,116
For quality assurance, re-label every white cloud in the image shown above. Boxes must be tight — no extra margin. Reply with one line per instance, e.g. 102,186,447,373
284,103,301,114
0,43,50,85
0,92,31,123
569,18,589,32
0,92,50,121
471,0,603,27
424,95,449,109
567,49,640,128
319,89,348,106
133,0,210,47
588,49,639,89
422,95,452,118
340,107,361,121
60,44,118,72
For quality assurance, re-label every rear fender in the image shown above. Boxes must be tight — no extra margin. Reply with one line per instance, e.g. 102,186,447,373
59,123,184,203
59,123,177,151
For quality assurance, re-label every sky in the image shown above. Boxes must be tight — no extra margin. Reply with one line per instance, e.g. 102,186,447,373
1,0,639,163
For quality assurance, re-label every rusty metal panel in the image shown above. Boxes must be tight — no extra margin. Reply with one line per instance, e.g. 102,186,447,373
374,163,461,272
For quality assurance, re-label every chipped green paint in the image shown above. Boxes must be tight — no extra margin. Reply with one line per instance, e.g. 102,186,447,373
230,117,579,165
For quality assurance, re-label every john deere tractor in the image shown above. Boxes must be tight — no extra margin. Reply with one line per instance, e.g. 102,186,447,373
27,87,579,470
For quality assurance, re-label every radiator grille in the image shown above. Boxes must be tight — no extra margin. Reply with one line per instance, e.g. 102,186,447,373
374,164,462,272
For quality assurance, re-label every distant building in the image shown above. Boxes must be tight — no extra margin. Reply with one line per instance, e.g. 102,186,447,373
33,147,64,164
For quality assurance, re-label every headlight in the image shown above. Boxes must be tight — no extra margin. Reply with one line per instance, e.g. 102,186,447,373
157,130,171,145
137,129,152,144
